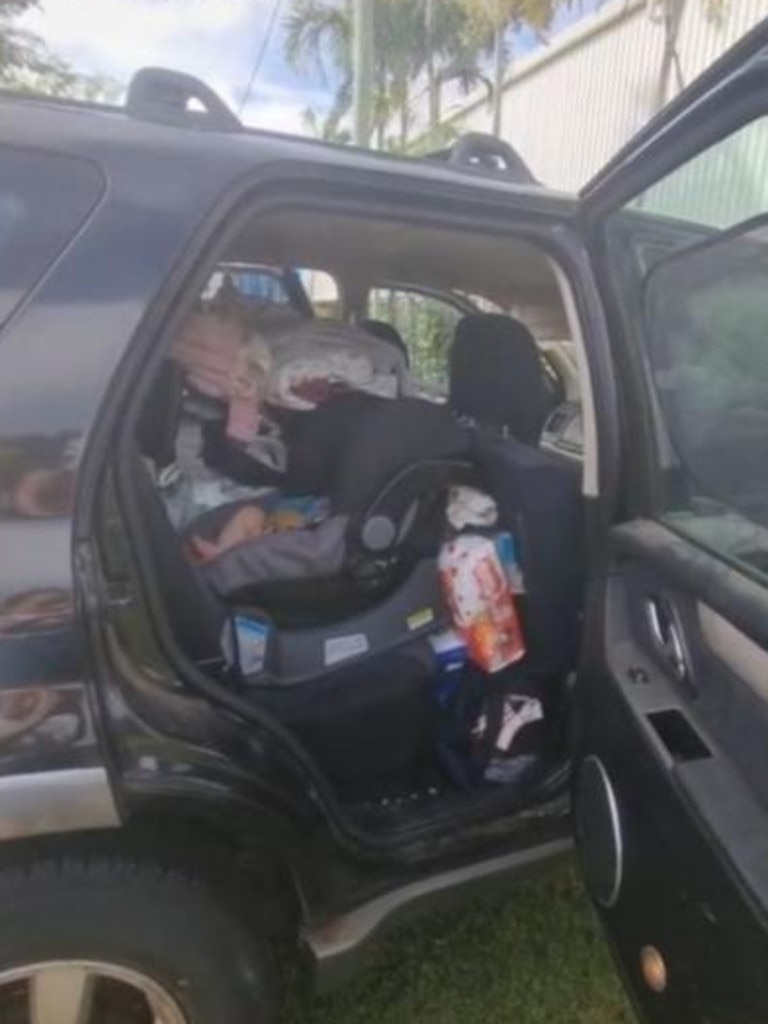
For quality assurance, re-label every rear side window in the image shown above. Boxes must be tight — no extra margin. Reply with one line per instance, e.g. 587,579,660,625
0,147,103,330
367,286,464,392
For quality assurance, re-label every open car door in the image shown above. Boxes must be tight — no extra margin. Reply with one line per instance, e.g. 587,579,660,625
574,18,768,1024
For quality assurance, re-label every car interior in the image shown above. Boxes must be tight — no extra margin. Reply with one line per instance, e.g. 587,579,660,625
120,206,591,837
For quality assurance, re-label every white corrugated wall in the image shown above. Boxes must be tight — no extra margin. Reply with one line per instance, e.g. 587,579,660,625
447,0,768,192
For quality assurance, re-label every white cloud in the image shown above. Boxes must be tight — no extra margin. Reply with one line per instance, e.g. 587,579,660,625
25,0,256,77
240,80,325,134
21,0,326,134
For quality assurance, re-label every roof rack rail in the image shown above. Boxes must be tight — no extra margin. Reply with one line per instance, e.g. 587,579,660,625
126,67,241,132
427,132,537,185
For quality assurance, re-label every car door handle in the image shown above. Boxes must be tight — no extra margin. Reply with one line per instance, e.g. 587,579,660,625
645,596,688,683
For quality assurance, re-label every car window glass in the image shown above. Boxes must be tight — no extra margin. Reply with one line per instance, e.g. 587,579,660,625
0,147,103,331
605,118,768,586
628,116,768,230
205,266,292,306
299,269,340,319
367,287,464,392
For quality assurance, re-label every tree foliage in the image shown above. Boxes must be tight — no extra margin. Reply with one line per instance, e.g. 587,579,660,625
647,0,731,111
286,0,578,148
286,0,732,147
287,0,495,148
0,0,116,98
461,0,564,37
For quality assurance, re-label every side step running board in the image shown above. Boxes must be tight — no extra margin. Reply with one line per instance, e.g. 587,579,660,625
305,836,571,989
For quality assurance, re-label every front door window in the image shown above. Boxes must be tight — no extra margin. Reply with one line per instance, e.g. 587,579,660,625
604,116,768,585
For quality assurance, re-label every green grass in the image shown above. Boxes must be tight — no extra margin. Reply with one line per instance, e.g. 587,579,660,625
286,862,633,1024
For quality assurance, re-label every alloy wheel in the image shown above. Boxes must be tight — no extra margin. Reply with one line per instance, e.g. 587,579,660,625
0,960,190,1024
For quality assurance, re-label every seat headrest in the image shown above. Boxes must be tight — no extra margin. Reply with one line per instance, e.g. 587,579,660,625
360,319,410,367
331,397,467,519
449,314,548,444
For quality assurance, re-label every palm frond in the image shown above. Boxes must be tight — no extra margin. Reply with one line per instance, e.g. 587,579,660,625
283,0,351,82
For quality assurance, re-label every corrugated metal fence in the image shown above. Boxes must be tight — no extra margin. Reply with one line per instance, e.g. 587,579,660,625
448,0,768,192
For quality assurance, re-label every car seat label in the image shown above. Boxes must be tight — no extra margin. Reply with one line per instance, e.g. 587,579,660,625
324,633,369,667
407,607,435,631
234,617,270,676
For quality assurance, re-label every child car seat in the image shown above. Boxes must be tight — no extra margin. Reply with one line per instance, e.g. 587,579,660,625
360,319,410,367
191,393,470,622
125,435,459,684
449,314,550,443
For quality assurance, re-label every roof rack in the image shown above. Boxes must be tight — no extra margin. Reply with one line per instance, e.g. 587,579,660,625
427,132,538,185
126,67,241,132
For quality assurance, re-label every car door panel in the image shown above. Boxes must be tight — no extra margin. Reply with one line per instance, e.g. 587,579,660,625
577,519,768,1022
575,15,768,1015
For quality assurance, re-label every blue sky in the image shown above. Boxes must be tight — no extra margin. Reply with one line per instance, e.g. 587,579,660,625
22,0,598,136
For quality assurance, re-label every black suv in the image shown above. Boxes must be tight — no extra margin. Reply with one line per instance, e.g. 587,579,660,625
2,22,768,1024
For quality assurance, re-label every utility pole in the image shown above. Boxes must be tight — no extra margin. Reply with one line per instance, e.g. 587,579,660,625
426,0,439,134
352,0,374,146
491,0,506,137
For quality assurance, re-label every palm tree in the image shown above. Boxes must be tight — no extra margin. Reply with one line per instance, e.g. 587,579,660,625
461,0,575,136
301,103,352,143
286,0,430,148
284,0,353,140
286,0,487,149
648,0,729,113
0,0,114,96
424,0,492,137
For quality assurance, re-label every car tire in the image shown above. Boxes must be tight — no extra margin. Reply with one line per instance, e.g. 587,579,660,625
0,852,275,1024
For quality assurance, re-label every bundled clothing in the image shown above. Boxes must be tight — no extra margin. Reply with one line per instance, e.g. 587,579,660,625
171,309,267,444
254,320,407,411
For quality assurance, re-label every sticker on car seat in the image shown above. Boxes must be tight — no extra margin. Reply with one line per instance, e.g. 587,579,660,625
234,617,270,676
324,633,369,667
407,607,435,632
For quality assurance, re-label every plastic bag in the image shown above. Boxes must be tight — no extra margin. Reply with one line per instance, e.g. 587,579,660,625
446,485,498,531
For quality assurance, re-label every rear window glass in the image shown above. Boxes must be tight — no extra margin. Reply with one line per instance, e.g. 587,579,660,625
0,147,104,330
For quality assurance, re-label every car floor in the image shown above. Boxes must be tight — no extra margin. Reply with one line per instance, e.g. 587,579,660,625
283,859,633,1024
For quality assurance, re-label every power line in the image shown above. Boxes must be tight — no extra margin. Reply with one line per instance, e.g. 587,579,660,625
239,0,285,118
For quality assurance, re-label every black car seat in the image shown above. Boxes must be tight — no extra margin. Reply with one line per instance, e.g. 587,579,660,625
190,392,469,622
449,313,549,443
125,400,464,685
123,442,444,792
125,440,230,678
448,314,584,678
474,435,583,677
360,319,410,367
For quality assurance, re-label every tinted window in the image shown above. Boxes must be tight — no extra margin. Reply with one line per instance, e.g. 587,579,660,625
606,118,768,585
299,269,340,319
368,287,463,391
205,266,293,306
0,148,103,330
